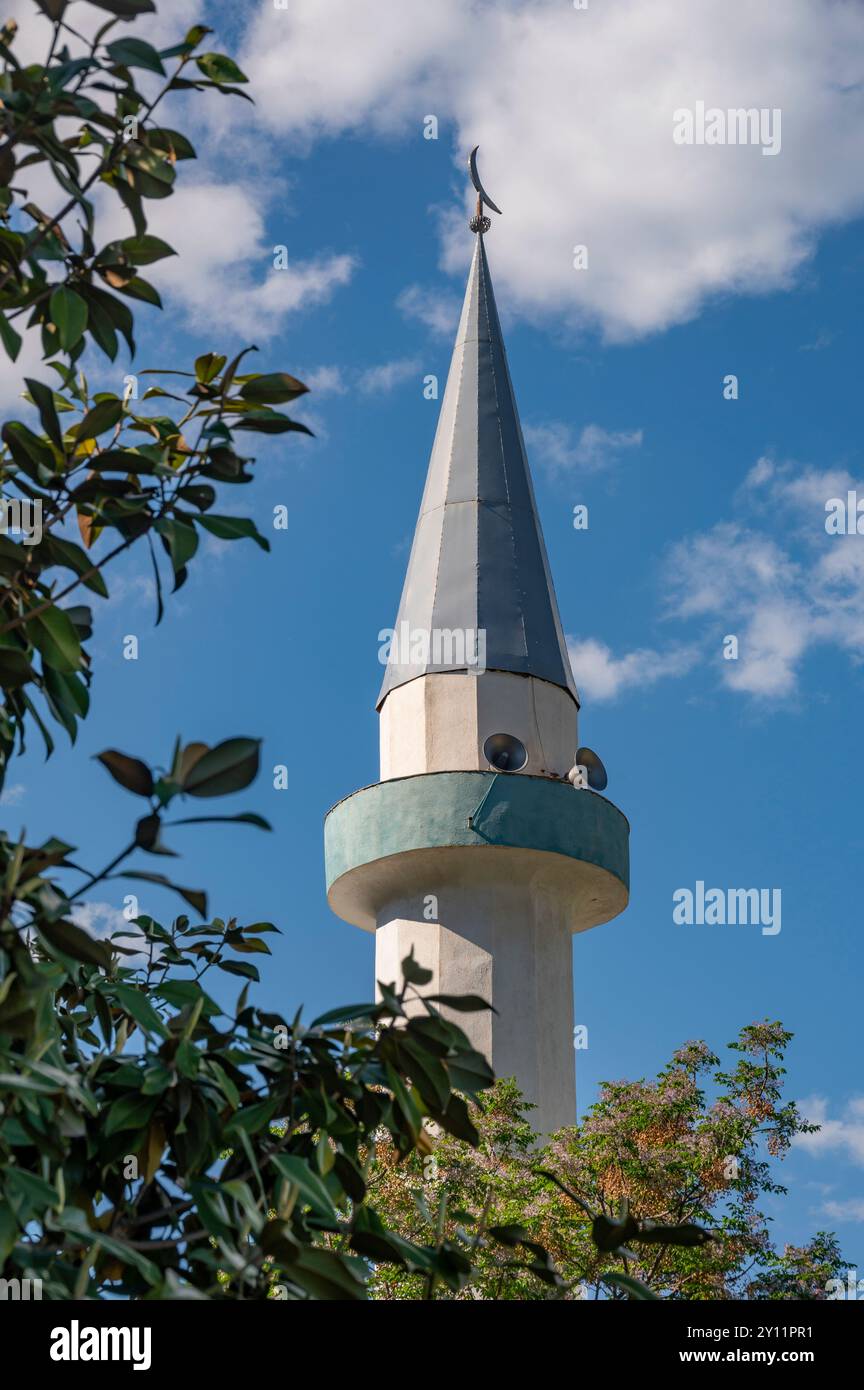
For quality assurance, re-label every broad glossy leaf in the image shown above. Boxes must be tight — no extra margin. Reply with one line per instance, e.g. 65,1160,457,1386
95,748,153,797
197,515,269,551
104,1092,159,1136
31,605,82,674
24,377,63,448
108,981,168,1038
270,1155,338,1220
195,52,248,84
181,736,261,798
49,286,88,351
105,37,165,74
195,352,226,384
86,0,156,13
37,919,113,970
74,398,123,440
42,536,109,598
238,372,308,405
119,871,206,917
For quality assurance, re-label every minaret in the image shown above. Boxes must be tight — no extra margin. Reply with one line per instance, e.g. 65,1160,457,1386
324,154,629,1133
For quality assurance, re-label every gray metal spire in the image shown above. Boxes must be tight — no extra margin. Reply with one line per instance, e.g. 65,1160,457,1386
377,225,579,711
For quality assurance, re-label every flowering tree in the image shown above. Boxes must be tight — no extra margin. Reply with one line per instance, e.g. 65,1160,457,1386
368,1024,853,1300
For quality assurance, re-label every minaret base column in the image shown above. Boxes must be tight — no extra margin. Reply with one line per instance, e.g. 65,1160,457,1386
375,882,576,1134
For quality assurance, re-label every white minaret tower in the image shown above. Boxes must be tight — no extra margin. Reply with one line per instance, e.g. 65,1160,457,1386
325,155,629,1133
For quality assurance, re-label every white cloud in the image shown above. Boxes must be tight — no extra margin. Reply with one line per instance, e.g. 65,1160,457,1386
97,182,356,341
567,636,699,703
574,456,864,705
796,1096,864,1167
301,358,420,401
238,0,864,342
525,422,643,475
303,365,347,397
357,358,420,395
662,461,864,697
723,600,811,697
799,329,835,353
822,1198,864,1223
397,285,462,338
0,783,26,807
665,523,798,619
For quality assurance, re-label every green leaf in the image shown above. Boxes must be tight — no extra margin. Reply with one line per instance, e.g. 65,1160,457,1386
232,411,312,436
155,517,198,575
119,234,176,265
30,605,82,673
444,1046,495,1098
592,1212,639,1253
197,515,270,551
423,993,493,1012
310,1002,381,1028
488,1223,531,1247
166,812,271,830
238,373,308,405
195,352,226,384
43,536,109,598
108,982,168,1039
95,748,153,797
191,1184,234,1241
181,737,261,798
88,449,156,473
37,919,113,970
632,1221,714,1248
86,0,156,14
434,1093,480,1145
0,313,22,361
49,286,88,352
115,276,162,308
196,53,248,85
23,377,63,449
105,37,165,74
225,1098,278,1136
74,397,123,441
5,1168,59,1216
119,872,207,918
217,959,259,981
270,1155,338,1220
147,130,196,163
105,1093,158,1136
396,1037,450,1111
0,647,35,687
57,1209,160,1285
286,1247,368,1301
225,934,270,956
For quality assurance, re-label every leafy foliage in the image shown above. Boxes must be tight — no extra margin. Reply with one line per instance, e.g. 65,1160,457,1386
368,1029,853,1300
0,744,509,1298
0,3,307,785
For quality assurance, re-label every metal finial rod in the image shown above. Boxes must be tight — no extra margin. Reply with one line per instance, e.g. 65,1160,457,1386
468,144,501,233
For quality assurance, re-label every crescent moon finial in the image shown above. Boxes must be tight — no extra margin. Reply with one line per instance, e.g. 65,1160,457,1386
468,144,502,234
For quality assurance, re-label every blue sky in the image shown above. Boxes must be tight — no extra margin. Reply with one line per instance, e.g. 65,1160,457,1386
5,0,864,1262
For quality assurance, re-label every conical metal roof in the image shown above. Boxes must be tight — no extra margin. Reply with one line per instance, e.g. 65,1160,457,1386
377,232,579,710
